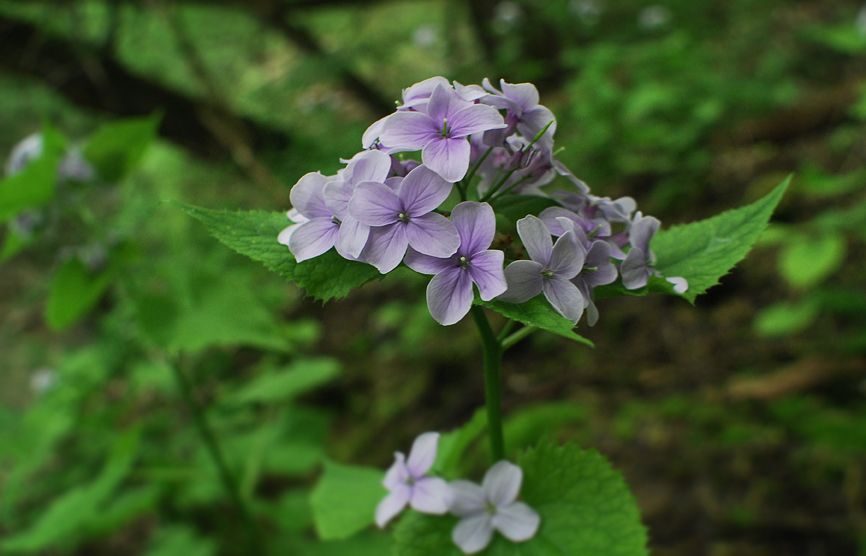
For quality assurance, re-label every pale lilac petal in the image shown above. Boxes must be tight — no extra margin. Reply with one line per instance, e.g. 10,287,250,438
287,208,307,224
406,213,460,258
406,432,440,476
629,213,660,252
539,207,582,236
452,201,495,256
385,176,403,190
500,79,540,111
468,250,506,301
381,111,438,151
404,248,456,275
402,76,450,108
277,223,303,247
519,105,557,145
548,231,585,279
422,137,471,183
287,218,338,262
516,215,553,264
383,452,409,489
543,277,585,323
335,215,369,259
621,248,650,290
584,241,618,287
360,224,409,274
448,104,507,138
449,480,487,517
289,172,331,218
425,83,468,125
399,165,453,216
348,181,402,226
426,267,474,326
346,149,392,183
409,477,452,514
362,115,389,148
323,180,352,219
375,484,411,528
500,260,544,303
452,515,494,555
482,461,523,507
453,81,488,102
667,276,688,294
492,502,540,542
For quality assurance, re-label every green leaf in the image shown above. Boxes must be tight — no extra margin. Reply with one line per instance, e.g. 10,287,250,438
754,299,819,337
504,402,587,452
393,442,647,556
84,115,160,182
45,257,117,330
226,358,340,405
652,177,790,302
778,232,845,289
0,127,66,222
479,297,594,347
494,195,558,229
310,460,384,540
434,409,487,478
183,205,380,301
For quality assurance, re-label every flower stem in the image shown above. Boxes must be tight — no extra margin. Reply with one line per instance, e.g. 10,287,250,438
169,359,262,553
501,325,537,350
470,306,505,462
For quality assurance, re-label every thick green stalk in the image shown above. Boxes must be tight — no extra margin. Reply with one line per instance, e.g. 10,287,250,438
470,306,505,461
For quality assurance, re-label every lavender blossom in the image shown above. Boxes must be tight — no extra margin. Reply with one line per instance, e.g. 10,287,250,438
481,78,556,149
405,202,507,325
449,461,540,554
499,215,586,322
376,432,452,528
380,84,507,182
349,164,459,273
620,211,660,290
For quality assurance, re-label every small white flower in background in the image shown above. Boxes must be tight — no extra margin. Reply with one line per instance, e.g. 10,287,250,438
494,1,522,26
412,25,439,48
449,460,540,554
6,133,43,177
638,5,671,30
375,432,452,527
569,0,602,24
857,5,866,36
30,368,57,395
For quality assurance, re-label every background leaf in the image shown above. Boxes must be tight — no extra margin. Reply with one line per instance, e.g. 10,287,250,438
779,232,846,289
310,460,384,540
84,115,160,182
45,257,118,330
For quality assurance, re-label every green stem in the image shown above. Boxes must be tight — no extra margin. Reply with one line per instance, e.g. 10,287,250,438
470,306,505,461
502,325,537,350
465,145,494,187
170,360,261,552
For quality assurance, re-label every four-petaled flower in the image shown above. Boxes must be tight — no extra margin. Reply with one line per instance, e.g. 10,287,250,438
381,84,507,182
500,215,586,322
449,461,541,554
406,202,507,325
375,432,452,528
620,211,660,290
349,164,460,273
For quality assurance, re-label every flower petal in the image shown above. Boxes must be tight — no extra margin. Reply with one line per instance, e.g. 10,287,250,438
425,83,468,125
492,502,540,542
500,260,544,303
345,149,392,184
501,79,540,112
406,431,440,476
452,514,494,555
406,213,460,258
542,276,585,323
451,201,496,256
335,215,369,259
422,137,471,183
449,480,487,517
402,76,451,108
404,248,456,275
277,222,303,247
482,460,523,507
323,179,352,219
289,172,331,218
383,452,409,489
426,266,474,326
516,215,553,265
629,213,660,252
362,115,389,148
410,477,452,515
287,218,338,262
381,111,438,151
400,165,453,216
621,248,650,290
448,103,507,138
549,231,585,279
519,105,556,147
468,250,507,301
667,276,689,294
348,181,402,226
360,224,409,274
375,484,411,528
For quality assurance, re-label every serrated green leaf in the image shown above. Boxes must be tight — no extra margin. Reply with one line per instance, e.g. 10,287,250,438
393,442,647,556
182,205,380,301
310,461,384,540
84,115,160,182
652,177,790,302
779,232,845,289
478,297,594,347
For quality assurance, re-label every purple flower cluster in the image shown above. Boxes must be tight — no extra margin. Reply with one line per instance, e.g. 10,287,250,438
279,76,687,326
376,432,540,555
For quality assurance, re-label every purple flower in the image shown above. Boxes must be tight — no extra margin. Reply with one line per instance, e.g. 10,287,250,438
449,461,540,554
621,211,660,290
481,78,556,149
279,150,392,261
405,202,507,325
380,84,506,182
500,215,586,323
376,432,452,528
349,164,459,273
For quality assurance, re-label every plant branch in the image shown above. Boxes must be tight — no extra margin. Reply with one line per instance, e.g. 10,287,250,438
470,305,505,461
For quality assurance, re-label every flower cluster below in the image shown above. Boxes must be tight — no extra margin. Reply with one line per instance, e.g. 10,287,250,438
376,432,541,555
278,76,686,326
